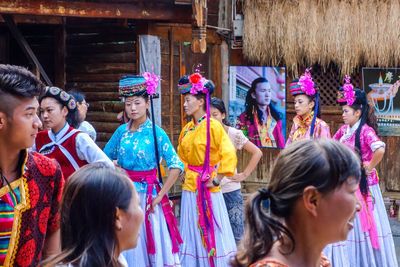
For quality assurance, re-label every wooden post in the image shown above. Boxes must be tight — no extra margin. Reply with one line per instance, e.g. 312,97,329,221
54,17,66,88
169,28,174,143
2,14,53,85
191,0,207,53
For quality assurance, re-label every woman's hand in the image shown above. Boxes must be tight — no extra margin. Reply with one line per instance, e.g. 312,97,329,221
229,172,248,182
206,176,221,188
113,160,120,168
179,171,186,183
363,162,372,176
150,194,163,212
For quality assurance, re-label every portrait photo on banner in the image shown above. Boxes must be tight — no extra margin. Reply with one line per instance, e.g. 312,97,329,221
229,66,286,148
362,67,400,136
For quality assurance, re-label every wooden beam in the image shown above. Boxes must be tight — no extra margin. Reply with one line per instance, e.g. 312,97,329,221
148,24,221,44
0,15,63,25
0,1,192,22
54,18,66,88
2,14,52,85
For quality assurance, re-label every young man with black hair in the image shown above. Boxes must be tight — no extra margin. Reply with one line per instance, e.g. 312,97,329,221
0,64,63,266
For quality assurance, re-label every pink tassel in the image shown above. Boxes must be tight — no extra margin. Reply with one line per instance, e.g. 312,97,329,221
356,190,380,249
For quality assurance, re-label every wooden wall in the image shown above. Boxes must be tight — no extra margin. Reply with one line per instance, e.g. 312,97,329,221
65,21,137,148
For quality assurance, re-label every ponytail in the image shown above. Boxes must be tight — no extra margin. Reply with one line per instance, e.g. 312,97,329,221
354,104,369,196
231,189,294,267
309,92,320,138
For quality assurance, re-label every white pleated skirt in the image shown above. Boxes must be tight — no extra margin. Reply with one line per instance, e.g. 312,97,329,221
123,189,181,267
179,190,237,267
324,183,398,267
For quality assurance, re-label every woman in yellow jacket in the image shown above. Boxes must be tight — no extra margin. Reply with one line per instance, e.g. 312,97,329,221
177,72,237,267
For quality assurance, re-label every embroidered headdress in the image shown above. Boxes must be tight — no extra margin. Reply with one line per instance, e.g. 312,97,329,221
337,75,357,106
177,73,215,95
289,68,317,97
42,86,77,111
118,72,159,99
289,68,320,138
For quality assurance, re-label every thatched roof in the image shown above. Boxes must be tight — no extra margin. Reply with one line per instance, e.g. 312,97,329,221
243,0,400,76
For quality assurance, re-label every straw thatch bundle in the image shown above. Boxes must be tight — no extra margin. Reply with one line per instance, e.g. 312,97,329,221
243,0,400,76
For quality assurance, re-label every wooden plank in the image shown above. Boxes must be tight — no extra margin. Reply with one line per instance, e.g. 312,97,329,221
96,132,114,140
68,42,135,54
169,29,174,143
0,33,9,63
148,24,221,44
211,44,222,97
84,92,119,101
91,121,120,133
89,101,124,113
67,82,119,92
67,32,137,45
2,14,52,85
0,1,192,22
67,63,136,74
86,111,118,123
54,19,66,88
0,14,63,24
67,52,135,64
68,73,128,82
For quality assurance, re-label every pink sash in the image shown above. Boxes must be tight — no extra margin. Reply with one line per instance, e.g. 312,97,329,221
125,169,182,254
188,164,218,267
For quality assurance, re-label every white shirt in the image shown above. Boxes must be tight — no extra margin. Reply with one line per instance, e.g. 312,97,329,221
78,121,97,142
33,123,113,169
220,127,249,193
340,120,385,151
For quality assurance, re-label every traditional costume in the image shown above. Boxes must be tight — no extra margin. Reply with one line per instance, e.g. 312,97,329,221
236,110,284,148
104,74,184,267
177,73,237,267
34,87,113,179
323,76,398,267
0,150,63,267
286,69,331,144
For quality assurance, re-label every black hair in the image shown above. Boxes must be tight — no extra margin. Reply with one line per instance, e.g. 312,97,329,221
210,97,230,126
232,139,361,267
44,163,134,267
39,90,81,129
347,89,378,195
0,64,45,116
244,77,282,123
69,90,85,103
178,75,215,110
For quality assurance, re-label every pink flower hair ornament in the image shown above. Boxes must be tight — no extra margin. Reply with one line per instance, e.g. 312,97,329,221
189,73,208,94
298,68,316,96
143,71,160,96
341,75,356,106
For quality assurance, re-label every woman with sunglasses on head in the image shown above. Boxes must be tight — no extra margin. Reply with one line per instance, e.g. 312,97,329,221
69,90,97,142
